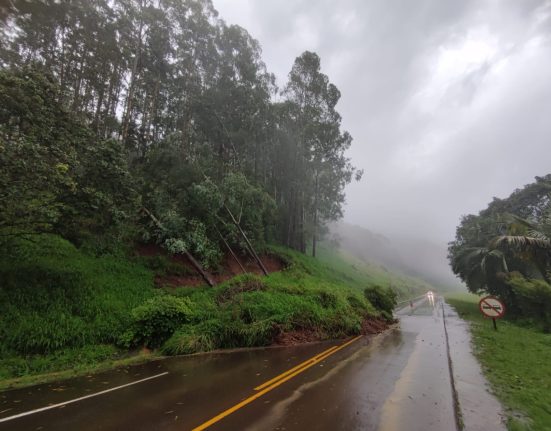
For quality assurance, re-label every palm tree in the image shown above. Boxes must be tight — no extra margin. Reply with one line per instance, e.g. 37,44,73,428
491,213,551,283
451,246,508,294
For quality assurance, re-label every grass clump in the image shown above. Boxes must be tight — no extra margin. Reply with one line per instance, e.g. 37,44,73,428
446,292,551,431
364,285,397,319
216,273,266,304
162,323,218,355
120,294,193,348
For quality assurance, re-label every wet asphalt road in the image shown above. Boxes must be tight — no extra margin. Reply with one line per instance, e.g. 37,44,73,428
1,298,461,431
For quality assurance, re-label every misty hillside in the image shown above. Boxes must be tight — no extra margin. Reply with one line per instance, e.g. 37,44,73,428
328,222,461,290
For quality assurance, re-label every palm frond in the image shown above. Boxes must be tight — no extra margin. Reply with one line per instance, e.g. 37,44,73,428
507,214,537,230
527,229,550,242
493,235,551,250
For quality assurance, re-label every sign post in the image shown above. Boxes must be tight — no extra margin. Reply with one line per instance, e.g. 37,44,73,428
478,296,506,330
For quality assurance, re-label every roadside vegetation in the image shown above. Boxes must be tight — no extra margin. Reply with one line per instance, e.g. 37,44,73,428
448,176,551,430
0,235,400,390
0,0,435,394
446,292,551,431
0,0,426,390
449,175,551,332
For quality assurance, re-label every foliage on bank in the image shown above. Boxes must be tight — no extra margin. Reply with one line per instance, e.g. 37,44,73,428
0,235,396,385
448,176,551,331
447,293,551,431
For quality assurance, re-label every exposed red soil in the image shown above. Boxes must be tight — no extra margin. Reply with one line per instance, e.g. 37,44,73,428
361,317,393,335
135,243,286,288
273,317,392,346
273,329,324,346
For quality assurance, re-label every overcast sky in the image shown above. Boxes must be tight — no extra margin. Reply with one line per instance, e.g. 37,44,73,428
214,0,551,246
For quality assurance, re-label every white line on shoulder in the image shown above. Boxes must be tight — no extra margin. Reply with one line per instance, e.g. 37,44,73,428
0,371,169,423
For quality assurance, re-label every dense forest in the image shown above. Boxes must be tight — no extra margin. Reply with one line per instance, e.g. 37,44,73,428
448,175,551,331
0,0,361,268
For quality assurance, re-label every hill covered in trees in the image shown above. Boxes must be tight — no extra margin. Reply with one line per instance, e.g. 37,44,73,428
1,0,361,264
0,0,401,387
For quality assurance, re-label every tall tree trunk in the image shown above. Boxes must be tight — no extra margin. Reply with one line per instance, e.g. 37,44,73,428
121,16,144,143
148,77,160,141
94,85,105,134
71,53,86,112
312,172,318,257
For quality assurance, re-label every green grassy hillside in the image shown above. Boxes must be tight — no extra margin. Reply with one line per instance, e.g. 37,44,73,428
0,236,404,389
316,243,435,299
0,236,155,386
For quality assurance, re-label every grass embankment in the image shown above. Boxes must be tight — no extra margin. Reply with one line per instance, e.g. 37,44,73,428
0,236,396,390
316,243,434,300
446,292,551,431
0,236,156,389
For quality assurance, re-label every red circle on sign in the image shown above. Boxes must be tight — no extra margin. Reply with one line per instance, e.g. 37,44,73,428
478,296,506,318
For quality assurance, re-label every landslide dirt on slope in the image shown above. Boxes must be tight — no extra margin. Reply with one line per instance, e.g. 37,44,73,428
135,243,286,288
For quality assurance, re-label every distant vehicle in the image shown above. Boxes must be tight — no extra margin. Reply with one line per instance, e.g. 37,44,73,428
427,290,435,306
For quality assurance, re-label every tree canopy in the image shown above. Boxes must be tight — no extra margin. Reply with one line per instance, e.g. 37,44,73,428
448,175,551,330
0,0,361,265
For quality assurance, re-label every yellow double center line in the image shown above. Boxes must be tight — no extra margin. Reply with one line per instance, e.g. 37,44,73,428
192,335,363,431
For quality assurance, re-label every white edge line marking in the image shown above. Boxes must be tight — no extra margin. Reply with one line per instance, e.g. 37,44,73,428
0,371,169,423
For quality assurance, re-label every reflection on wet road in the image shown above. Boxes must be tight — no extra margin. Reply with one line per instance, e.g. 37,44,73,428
1,297,461,430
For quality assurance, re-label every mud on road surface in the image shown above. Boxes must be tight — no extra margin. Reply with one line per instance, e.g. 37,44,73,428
0,296,505,431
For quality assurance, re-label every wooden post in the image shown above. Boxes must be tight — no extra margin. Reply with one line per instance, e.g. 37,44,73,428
140,207,216,287
224,204,269,276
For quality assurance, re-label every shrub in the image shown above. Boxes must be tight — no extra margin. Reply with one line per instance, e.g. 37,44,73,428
122,294,193,348
317,290,338,309
162,324,217,355
216,274,266,304
364,285,397,316
506,274,551,332
223,319,278,347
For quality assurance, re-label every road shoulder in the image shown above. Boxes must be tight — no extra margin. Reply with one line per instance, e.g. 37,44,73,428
443,301,507,431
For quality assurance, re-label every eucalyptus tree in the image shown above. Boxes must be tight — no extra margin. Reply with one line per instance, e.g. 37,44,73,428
282,51,361,255
0,1,362,264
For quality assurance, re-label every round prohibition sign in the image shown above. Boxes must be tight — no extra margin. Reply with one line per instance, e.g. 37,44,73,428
479,296,506,318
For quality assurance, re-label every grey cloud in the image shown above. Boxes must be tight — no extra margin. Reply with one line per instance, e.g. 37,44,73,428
213,0,551,280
